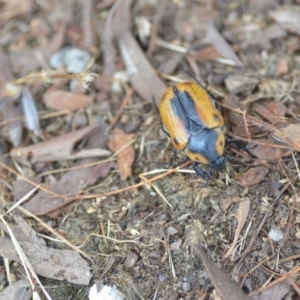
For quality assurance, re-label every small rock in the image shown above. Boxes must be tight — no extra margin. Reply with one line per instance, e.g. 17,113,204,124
159,273,167,282
49,47,91,73
225,75,259,95
167,226,178,236
170,239,182,251
268,226,284,242
239,166,269,187
125,252,138,268
182,282,192,292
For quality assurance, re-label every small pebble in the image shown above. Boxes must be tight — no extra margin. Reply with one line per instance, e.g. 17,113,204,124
159,273,167,282
182,282,192,292
125,251,138,268
269,226,284,242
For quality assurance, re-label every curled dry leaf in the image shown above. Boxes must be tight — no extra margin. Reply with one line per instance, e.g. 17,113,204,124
10,124,110,167
43,88,94,111
239,166,269,187
223,198,250,259
108,128,135,180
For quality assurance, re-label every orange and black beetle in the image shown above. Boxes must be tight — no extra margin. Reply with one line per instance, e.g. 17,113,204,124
159,82,227,178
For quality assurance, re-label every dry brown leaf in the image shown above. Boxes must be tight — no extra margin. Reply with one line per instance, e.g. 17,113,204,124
223,198,250,259
0,215,47,247
252,103,282,124
2,101,23,147
22,119,113,215
239,167,269,187
207,21,243,67
272,123,300,151
264,101,287,118
0,236,92,285
10,124,110,167
108,128,135,180
114,0,166,105
43,89,94,111
23,160,114,216
0,214,92,285
247,141,280,160
194,247,252,300
252,280,290,300
0,279,30,300
12,176,41,202
224,94,261,137
275,57,289,76
23,119,114,217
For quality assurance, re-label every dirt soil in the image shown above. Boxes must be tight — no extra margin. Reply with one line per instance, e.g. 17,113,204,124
1,0,300,299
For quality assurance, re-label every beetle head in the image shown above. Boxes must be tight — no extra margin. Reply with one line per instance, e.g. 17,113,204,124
210,155,226,171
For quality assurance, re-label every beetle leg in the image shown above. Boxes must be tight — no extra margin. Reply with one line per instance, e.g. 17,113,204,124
166,148,180,167
154,148,178,168
162,125,170,137
226,138,245,148
192,162,207,178
226,138,257,151
171,148,178,165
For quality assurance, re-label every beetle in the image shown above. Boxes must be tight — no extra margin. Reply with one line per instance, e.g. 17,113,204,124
158,81,227,178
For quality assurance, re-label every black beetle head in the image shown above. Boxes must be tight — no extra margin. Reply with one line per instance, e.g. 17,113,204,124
210,155,226,172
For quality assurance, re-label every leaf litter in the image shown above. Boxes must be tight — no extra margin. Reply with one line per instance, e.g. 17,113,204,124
1,0,300,299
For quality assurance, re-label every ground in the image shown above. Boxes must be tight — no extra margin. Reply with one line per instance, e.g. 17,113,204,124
0,0,300,299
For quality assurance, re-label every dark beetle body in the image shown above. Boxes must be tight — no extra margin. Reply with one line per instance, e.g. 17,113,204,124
159,82,226,177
